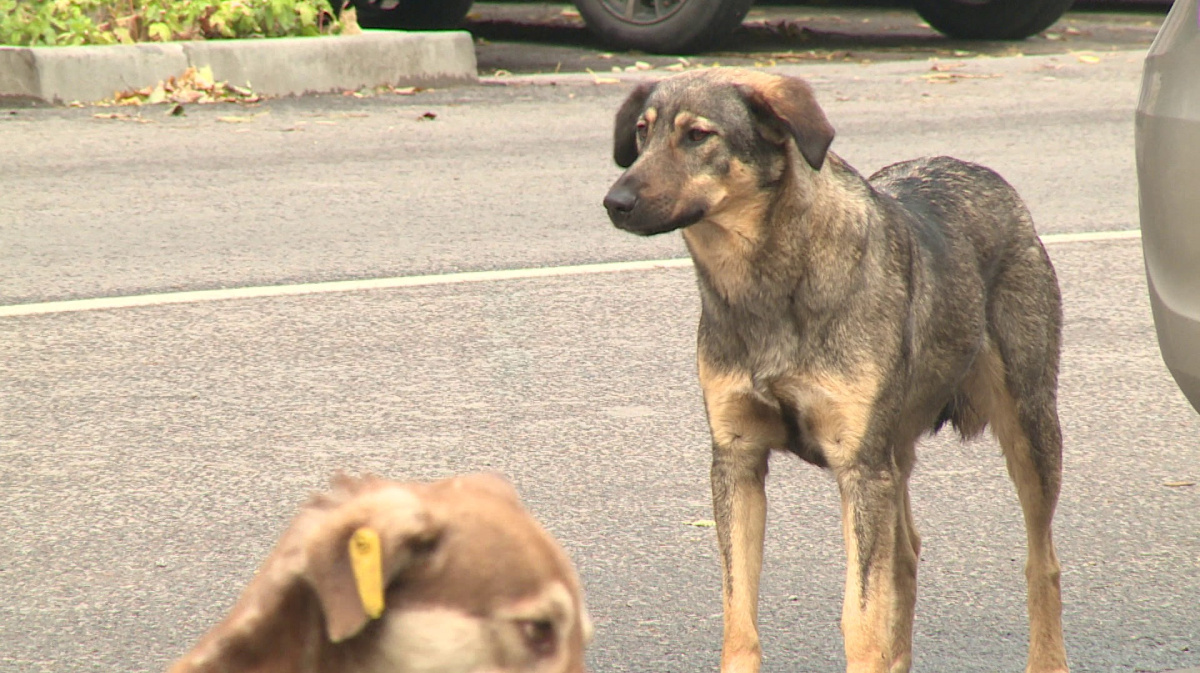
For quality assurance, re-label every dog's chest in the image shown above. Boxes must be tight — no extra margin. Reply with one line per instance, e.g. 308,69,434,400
703,297,886,468
716,297,836,378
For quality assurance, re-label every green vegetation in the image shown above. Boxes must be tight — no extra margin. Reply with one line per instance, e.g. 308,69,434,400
0,0,344,47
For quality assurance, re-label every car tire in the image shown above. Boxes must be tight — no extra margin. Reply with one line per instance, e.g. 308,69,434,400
912,0,1074,40
347,0,475,30
573,0,754,54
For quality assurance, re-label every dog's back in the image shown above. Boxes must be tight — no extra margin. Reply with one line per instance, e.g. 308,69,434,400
868,156,1063,441
870,156,1045,290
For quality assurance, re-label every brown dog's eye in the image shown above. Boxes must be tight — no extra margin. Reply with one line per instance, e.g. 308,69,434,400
687,128,714,143
520,619,557,656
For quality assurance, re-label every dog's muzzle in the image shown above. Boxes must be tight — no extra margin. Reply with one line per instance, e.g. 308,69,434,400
605,172,706,236
603,183,639,229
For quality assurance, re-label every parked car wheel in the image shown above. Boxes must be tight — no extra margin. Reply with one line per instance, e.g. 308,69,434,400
912,0,1075,40
347,0,475,30
574,0,754,54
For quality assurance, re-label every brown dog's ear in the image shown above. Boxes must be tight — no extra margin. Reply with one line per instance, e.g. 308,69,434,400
167,479,446,673
736,77,835,171
613,81,656,168
303,486,443,643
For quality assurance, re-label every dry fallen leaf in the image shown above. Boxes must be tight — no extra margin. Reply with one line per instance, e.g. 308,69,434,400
1164,481,1196,488
418,111,437,121
108,66,262,107
687,520,717,528
1072,51,1101,64
929,61,966,72
585,68,621,85
217,112,269,124
146,82,167,105
921,72,1002,84
92,112,150,123
339,5,362,35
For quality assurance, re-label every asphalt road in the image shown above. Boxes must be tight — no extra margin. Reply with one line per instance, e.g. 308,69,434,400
2,37,1198,673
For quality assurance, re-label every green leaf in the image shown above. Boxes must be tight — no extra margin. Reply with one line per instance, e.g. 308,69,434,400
148,21,172,42
1,0,341,46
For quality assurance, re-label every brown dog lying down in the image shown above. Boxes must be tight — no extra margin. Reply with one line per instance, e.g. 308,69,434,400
169,473,592,673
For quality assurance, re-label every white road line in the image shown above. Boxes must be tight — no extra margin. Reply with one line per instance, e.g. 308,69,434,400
1040,230,1142,244
0,229,1140,318
0,258,693,318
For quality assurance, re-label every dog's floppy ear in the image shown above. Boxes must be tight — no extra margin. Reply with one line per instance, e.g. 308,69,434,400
736,76,835,171
613,81,656,168
167,478,446,673
303,483,443,643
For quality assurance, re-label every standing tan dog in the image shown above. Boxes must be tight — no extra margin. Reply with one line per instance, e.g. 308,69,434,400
603,69,1067,673
169,473,592,673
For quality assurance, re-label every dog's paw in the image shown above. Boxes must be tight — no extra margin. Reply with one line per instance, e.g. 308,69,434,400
720,650,762,673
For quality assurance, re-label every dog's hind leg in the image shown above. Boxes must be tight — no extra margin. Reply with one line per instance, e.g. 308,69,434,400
988,371,1067,671
976,248,1068,673
983,350,1068,673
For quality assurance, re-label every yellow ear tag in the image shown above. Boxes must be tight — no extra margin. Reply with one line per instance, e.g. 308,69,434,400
348,527,385,619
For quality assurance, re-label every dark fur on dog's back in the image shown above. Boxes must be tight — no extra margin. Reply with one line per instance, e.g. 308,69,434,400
869,157,1062,441
604,69,1068,673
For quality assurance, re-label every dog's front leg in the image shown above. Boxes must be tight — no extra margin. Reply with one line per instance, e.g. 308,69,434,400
834,462,918,673
712,438,770,673
699,363,788,673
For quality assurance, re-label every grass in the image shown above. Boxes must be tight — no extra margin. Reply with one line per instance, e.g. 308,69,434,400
0,0,345,47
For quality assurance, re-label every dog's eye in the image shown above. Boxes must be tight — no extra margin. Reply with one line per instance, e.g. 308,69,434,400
519,619,557,656
687,128,715,143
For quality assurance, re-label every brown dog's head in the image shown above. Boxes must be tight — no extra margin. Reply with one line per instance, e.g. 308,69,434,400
170,473,592,673
603,69,835,237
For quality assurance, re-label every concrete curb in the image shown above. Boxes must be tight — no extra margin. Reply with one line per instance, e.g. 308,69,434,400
0,30,476,105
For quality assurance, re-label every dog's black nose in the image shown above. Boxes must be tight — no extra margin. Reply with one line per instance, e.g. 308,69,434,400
603,184,638,223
